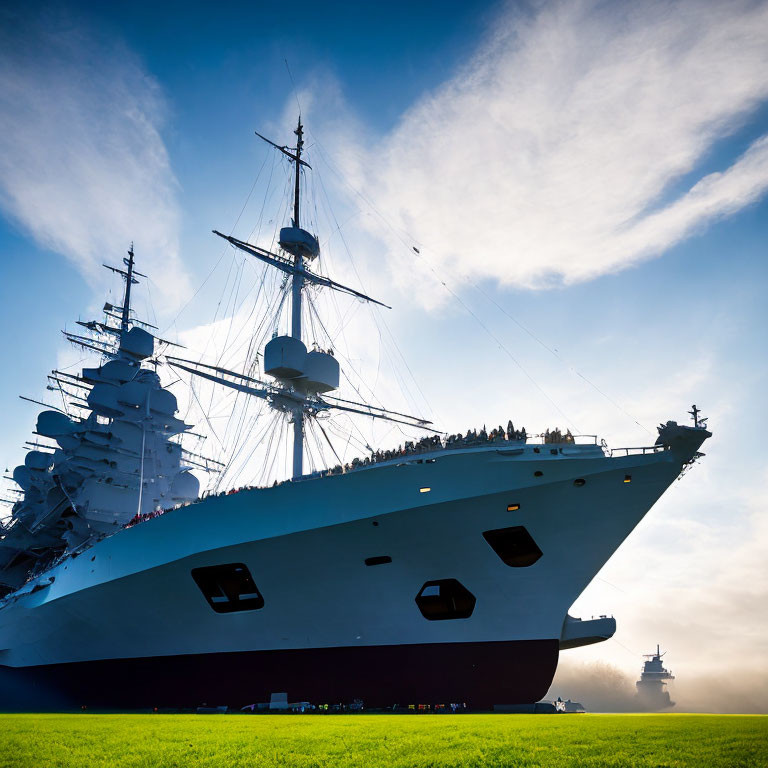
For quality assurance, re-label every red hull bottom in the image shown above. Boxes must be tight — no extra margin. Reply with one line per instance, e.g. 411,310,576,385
0,638,559,711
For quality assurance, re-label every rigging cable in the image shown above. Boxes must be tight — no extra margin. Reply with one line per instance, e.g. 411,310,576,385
284,58,302,116
310,135,651,436
223,404,277,490
315,417,344,466
160,150,271,339
310,137,576,430
312,157,435,423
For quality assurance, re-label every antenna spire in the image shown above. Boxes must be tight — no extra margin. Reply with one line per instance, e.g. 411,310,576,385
121,243,135,333
293,117,303,228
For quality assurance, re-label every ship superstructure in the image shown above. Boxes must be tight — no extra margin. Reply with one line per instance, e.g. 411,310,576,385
0,249,201,596
0,119,711,710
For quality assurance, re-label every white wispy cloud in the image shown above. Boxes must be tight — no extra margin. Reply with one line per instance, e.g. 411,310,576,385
0,13,190,310
332,0,768,295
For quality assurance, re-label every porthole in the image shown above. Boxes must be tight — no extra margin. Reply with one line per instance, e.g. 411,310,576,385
624,475,632,483
533,447,541,454
483,526,543,567
534,470,543,477
415,579,476,621
507,503,520,512
191,563,264,614
573,478,586,487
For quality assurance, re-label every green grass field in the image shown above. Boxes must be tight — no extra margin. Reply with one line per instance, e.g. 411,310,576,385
0,713,766,768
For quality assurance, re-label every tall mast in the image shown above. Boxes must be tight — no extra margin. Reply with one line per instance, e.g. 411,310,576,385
209,117,421,484
121,243,135,333
290,118,305,479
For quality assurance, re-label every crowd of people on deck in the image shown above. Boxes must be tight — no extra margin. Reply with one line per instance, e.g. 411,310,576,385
311,422,576,478
543,427,575,444
315,421,571,478
125,509,167,528
122,421,577,528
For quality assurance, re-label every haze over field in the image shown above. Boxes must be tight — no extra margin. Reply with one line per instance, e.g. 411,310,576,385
0,0,766,711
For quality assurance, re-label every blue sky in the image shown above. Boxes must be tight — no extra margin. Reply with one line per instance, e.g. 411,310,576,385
1,0,767,710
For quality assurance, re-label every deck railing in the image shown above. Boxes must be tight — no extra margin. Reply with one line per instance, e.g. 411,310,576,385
609,445,668,457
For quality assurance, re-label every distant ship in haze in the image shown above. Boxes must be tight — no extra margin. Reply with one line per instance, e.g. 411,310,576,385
0,118,711,709
636,645,676,710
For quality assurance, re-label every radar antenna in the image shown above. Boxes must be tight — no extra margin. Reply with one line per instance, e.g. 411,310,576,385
102,243,146,332
688,404,704,428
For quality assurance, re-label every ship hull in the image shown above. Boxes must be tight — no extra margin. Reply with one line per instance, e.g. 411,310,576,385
0,638,558,710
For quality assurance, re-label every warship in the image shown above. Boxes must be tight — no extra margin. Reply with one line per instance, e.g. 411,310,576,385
636,645,675,710
0,119,711,709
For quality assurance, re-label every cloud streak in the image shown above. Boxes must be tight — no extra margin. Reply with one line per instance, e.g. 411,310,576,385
0,11,190,310
342,0,768,294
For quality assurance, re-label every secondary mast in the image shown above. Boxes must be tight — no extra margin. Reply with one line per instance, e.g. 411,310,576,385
121,244,136,332
102,244,146,337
